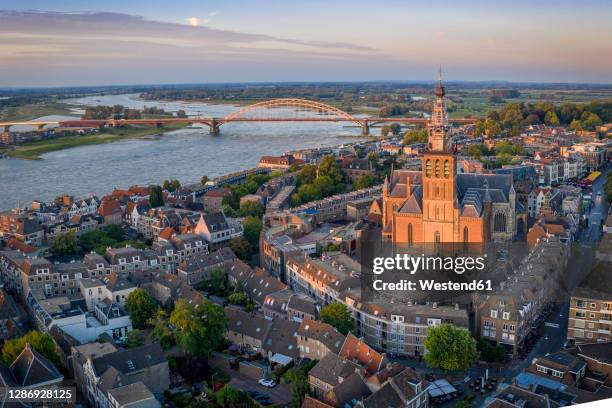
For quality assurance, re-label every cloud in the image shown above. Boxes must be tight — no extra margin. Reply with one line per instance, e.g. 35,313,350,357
186,17,200,26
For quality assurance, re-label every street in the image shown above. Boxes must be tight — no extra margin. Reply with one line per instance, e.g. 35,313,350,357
580,163,610,243
228,371,292,407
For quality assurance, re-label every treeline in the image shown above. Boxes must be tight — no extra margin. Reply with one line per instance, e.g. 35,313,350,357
474,100,611,137
82,104,142,120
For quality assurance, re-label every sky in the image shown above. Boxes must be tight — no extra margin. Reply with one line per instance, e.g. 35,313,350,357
0,0,611,87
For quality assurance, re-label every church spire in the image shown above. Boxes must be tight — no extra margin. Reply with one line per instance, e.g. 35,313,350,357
428,66,449,151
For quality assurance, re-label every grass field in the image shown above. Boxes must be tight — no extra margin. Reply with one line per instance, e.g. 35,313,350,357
0,101,74,121
7,123,187,160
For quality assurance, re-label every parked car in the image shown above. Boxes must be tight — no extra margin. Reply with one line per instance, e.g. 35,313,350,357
258,378,277,388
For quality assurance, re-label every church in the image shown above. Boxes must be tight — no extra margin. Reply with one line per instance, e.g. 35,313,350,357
381,73,524,244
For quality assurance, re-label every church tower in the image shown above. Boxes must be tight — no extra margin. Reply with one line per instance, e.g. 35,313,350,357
421,68,458,243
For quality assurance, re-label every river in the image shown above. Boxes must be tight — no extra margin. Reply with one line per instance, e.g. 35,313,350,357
0,94,366,210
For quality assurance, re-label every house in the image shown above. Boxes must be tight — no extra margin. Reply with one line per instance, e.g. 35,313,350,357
0,343,63,389
339,333,386,375
203,189,231,213
98,199,123,225
258,155,303,170
308,353,363,401
193,212,243,248
72,341,118,400
81,344,169,408
0,211,44,247
225,307,273,355
176,247,235,286
357,368,429,408
80,272,136,310
297,319,344,360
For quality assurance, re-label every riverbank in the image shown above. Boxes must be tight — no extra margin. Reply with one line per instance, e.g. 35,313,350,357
6,123,188,160
0,101,74,122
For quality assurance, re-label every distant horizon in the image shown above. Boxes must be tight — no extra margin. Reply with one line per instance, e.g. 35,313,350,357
2,78,612,92
1,2,611,87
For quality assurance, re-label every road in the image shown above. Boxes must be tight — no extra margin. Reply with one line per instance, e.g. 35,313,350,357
580,163,610,243
229,371,292,407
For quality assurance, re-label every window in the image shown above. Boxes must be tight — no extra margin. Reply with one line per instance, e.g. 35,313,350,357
434,231,440,253
576,300,587,308
425,160,432,177
491,310,498,319
435,159,440,177
407,224,413,247
443,160,450,178
494,213,507,233
503,312,510,320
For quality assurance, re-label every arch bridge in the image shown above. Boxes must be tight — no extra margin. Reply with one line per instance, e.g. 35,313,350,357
0,98,476,138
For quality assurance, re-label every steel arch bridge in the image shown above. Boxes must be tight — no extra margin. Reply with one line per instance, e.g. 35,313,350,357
0,98,476,138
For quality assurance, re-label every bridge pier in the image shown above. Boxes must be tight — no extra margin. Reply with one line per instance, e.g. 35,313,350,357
209,120,220,135
361,121,370,136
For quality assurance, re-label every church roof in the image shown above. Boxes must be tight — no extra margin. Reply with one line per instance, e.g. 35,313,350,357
398,185,422,214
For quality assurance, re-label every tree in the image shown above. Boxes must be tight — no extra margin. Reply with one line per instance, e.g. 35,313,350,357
583,112,602,130
149,185,164,207
544,111,560,126
227,292,249,306
242,216,263,246
570,119,584,131
176,109,188,118
389,123,402,136
215,386,254,408
318,155,344,184
200,175,210,186
207,267,228,295
126,329,145,348
2,331,59,364
229,237,252,261
163,179,181,192
51,231,81,256
423,323,477,371
353,174,375,190
296,165,318,186
320,303,354,335
125,288,157,329
477,339,507,362
466,144,486,159
313,175,336,197
152,308,175,351
169,299,227,356
238,201,264,218
402,128,428,145
284,367,310,407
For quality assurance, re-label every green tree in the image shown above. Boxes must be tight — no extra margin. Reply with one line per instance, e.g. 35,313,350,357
200,175,210,186
583,112,603,130
353,174,375,190
163,179,181,192
2,331,59,364
402,128,428,145
149,185,164,207
176,109,188,118
544,111,560,126
125,288,157,329
215,386,254,408
169,299,227,356
296,183,321,203
229,237,252,261
423,323,477,371
238,201,264,218
466,144,486,159
570,119,584,131
207,267,228,295
152,308,175,351
227,292,249,306
320,303,354,335
313,175,336,196
318,155,344,184
126,329,145,348
242,216,263,246
389,123,402,136
296,165,318,186
51,231,81,256
284,368,310,407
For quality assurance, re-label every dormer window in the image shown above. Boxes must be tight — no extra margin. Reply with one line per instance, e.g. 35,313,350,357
133,256,140,262
96,263,104,269
490,310,498,319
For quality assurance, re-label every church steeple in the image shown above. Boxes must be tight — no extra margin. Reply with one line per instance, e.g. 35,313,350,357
428,67,450,152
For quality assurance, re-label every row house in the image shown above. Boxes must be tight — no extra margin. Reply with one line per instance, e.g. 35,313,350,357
176,246,235,286
0,210,44,247
152,233,209,273
297,319,344,360
84,247,158,278
45,214,105,243
285,252,469,357
66,196,100,218
262,288,319,322
194,212,243,249
80,272,136,311
340,157,375,184
225,307,300,365
80,344,169,408
476,236,569,354
141,270,205,307
18,257,88,300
